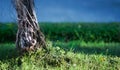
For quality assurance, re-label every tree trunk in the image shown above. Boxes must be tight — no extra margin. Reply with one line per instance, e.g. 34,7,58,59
14,0,46,52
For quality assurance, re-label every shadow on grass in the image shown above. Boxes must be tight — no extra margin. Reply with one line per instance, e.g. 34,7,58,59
0,42,120,61
0,44,19,61
54,42,120,57
72,46,120,57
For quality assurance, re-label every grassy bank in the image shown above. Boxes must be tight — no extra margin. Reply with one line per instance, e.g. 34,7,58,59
0,41,120,70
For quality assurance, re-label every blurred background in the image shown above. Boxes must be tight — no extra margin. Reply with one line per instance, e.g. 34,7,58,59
0,0,120,43
0,0,120,22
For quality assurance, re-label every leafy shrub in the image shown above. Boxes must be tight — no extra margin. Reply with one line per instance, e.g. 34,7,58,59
40,22,120,42
0,22,120,43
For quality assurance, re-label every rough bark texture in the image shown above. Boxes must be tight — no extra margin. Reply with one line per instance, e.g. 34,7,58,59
14,0,46,52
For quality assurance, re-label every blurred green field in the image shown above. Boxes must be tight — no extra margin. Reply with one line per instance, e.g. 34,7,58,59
0,22,120,43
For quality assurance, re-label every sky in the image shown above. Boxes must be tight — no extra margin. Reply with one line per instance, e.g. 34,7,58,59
0,0,120,22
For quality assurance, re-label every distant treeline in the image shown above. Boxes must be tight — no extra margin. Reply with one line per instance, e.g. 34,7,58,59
0,22,120,43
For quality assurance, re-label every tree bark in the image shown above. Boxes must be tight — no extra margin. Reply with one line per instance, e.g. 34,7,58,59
14,0,46,52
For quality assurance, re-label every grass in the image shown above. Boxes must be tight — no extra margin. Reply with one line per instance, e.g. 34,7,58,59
53,40,120,57
0,41,120,70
